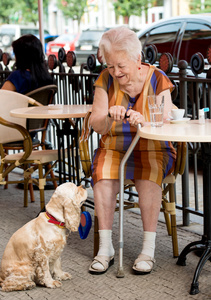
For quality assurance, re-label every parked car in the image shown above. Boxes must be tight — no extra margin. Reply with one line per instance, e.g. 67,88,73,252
0,24,49,53
74,28,110,65
35,34,58,54
137,14,211,67
46,33,79,59
137,15,211,114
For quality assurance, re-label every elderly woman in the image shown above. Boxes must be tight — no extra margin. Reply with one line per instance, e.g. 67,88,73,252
89,26,176,275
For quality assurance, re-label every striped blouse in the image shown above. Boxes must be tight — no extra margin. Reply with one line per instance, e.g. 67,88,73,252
91,63,176,186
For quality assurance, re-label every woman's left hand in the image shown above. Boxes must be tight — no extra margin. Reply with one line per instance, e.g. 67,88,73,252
125,109,145,127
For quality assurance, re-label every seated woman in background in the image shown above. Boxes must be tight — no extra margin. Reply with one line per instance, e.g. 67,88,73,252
1,34,53,93
89,26,176,275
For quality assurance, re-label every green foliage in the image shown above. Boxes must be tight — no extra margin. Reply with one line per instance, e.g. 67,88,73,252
57,0,87,25
189,0,211,13
0,0,16,23
0,0,49,25
113,0,154,22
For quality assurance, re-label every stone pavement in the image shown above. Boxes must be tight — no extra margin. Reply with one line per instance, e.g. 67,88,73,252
0,171,211,300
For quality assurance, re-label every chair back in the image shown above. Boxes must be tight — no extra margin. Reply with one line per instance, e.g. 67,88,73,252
26,84,58,133
0,90,32,143
173,142,187,177
79,111,92,178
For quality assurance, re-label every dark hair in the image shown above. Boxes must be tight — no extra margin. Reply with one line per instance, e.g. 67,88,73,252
12,34,53,88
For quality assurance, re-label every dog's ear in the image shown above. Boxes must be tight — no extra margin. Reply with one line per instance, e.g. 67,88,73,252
63,198,81,232
73,186,87,206
46,191,65,222
63,186,87,232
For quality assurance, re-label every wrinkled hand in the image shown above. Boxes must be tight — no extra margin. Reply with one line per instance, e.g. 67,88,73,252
125,109,144,127
108,105,127,122
108,106,144,127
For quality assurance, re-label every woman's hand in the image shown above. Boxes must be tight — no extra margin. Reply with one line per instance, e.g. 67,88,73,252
108,105,127,121
108,106,144,127
125,109,144,127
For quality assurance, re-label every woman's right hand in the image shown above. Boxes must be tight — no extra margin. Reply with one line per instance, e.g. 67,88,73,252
108,105,127,122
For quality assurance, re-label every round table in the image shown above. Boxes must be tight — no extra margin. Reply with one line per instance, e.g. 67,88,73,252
10,104,92,184
138,120,211,295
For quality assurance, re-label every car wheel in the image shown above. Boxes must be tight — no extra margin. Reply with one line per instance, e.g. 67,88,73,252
1,35,13,47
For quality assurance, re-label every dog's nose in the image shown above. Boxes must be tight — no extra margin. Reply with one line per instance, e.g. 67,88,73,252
81,185,86,190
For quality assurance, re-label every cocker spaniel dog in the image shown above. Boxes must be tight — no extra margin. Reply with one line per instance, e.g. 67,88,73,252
0,182,87,292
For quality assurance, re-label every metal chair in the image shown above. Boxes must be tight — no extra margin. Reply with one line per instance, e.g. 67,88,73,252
79,111,187,259
0,90,59,209
25,84,58,148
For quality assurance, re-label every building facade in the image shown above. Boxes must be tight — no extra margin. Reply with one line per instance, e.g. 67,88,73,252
47,0,190,35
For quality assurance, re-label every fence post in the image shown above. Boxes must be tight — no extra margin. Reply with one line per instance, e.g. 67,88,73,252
178,60,190,226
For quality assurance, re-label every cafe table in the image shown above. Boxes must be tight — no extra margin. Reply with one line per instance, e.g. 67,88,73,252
10,104,92,185
118,119,211,295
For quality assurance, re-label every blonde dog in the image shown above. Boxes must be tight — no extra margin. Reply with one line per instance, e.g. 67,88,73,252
0,182,87,292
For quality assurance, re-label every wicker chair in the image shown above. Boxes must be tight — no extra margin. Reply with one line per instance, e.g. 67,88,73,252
0,90,59,209
2,85,58,201
79,111,187,258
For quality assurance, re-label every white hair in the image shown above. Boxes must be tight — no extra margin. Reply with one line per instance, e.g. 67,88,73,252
99,26,142,63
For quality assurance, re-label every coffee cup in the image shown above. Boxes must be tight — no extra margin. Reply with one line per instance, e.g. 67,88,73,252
168,109,185,120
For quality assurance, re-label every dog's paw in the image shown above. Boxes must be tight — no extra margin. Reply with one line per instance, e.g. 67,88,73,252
55,272,72,281
1,280,36,292
46,280,62,288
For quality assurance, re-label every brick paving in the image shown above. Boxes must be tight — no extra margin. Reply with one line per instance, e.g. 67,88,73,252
0,171,210,300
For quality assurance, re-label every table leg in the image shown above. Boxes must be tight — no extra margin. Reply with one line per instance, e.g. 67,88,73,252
176,142,211,295
55,118,80,185
190,244,211,294
55,121,63,185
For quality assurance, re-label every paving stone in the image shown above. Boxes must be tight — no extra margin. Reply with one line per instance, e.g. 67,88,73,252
0,171,210,300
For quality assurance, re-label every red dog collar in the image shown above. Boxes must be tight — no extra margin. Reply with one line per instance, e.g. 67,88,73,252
45,211,65,229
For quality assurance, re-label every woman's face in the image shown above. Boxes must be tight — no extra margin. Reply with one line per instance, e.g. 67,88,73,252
104,50,140,86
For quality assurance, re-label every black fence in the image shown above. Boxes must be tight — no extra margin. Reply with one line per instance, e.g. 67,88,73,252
1,46,211,226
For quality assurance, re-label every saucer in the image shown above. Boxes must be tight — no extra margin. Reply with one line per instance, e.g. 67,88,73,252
170,117,191,124
48,104,63,110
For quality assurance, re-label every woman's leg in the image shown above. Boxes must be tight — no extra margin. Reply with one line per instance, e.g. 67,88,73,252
134,179,162,273
135,179,162,232
93,179,119,230
90,179,119,272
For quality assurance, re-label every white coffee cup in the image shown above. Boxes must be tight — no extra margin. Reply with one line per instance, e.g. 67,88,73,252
169,109,185,120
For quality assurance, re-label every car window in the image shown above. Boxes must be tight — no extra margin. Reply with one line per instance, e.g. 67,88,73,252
139,22,182,62
45,36,57,43
20,29,39,35
20,28,49,36
54,34,76,42
179,22,211,62
0,27,16,35
79,31,104,41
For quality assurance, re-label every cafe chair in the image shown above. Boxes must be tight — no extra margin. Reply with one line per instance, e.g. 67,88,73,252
79,111,187,258
2,85,58,201
25,84,58,148
0,90,59,209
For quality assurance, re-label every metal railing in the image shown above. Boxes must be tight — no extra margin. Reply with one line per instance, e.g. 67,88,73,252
1,47,211,226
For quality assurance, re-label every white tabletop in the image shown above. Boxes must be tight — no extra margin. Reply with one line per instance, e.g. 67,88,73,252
139,119,211,143
10,104,92,119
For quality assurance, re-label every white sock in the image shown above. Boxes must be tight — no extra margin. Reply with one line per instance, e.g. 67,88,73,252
136,231,156,271
91,230,115,271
